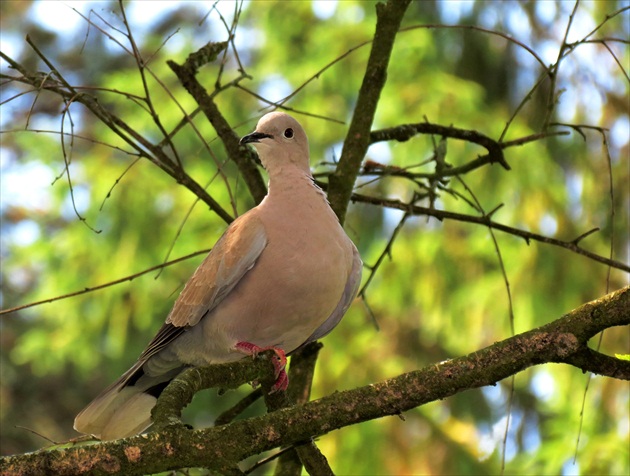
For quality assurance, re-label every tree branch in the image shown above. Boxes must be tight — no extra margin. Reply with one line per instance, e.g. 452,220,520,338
350,193,630,273
0,49,235,224
166,44,267,205
362,127,570,187
370,122,511,171
3,286,627,475
0,249,211,317
273,342,326,476
328,0,412,224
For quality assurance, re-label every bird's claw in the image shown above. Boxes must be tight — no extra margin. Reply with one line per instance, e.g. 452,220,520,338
235,342,288,392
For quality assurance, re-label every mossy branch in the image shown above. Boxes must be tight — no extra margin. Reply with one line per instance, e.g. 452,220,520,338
3,286,627,476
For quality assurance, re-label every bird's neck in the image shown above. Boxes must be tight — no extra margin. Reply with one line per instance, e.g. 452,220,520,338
262,165,330,211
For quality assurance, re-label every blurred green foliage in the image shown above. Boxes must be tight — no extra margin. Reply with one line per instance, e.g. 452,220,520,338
1,1,628,474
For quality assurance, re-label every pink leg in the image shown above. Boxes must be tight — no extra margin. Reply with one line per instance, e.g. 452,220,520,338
235,342,288,393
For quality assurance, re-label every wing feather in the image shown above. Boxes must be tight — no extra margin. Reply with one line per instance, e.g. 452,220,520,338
134,212,268,365
301,245,362,345
167,212,268,328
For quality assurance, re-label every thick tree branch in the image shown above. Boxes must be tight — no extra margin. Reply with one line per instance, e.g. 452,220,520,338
328,0,411,224
150,356,278,431
274,342,324,476
3,286,627,475
166,45,267,205
563,347,630,379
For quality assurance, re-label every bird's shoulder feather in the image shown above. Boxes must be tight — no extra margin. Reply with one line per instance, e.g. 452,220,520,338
166,210,268,328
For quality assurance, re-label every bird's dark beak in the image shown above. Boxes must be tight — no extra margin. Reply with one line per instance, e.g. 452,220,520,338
240,131,273,145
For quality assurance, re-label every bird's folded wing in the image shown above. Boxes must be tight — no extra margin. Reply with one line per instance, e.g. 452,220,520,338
302,245,363,345
167,212,268,328
132,212,268,363
73,214,268,438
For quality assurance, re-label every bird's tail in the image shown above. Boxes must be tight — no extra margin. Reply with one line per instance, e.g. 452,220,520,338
74,360,184,440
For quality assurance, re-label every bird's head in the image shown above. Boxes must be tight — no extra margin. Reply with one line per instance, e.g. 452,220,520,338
240,112,310,174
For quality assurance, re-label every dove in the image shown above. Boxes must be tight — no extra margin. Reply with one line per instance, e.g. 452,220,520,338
74,111,363,440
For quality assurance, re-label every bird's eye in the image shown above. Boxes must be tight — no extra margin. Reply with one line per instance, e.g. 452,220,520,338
283,128,294,139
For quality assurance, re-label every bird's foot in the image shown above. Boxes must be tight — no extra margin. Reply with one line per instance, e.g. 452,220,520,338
235,342,288,393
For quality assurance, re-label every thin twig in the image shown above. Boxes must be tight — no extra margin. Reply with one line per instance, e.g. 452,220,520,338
350,193,630,273
0,249,211,316
543,0,581,129
574,127,617,464
453,175,516,475
358,212,409,299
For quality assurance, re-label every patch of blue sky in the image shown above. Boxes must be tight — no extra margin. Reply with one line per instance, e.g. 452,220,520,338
478,412,520,462
610,115,629,150
535,1,558,26
257,75,293,105
561,458,580,476
7,220,41,247
482,383,506,407
438,0,474,25
1,159,56,212
0,31,24,63
540,213,558,236
367,140,392,164
312,0,337,21
505,2,533,40
530,369,556,402
30,1,92,34
522,412,541,453
565,171,583,220
478,6,499,30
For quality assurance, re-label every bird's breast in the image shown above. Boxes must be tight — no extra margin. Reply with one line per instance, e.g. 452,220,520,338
206,204,352,355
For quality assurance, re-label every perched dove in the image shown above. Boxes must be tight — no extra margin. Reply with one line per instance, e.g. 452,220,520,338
74,112,362,440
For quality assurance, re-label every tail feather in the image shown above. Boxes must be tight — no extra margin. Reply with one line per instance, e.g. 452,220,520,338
74,382,157,440
74,360,184,440
99,391,157,440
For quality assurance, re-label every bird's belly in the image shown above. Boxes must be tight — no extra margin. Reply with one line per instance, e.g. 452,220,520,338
180,238,350,364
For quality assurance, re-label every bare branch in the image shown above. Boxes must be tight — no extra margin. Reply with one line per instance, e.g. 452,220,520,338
543,0,581,129
350,193,630,273
370,122,511,171
0,249,211,316
166,47,267,204
359,211,409,299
